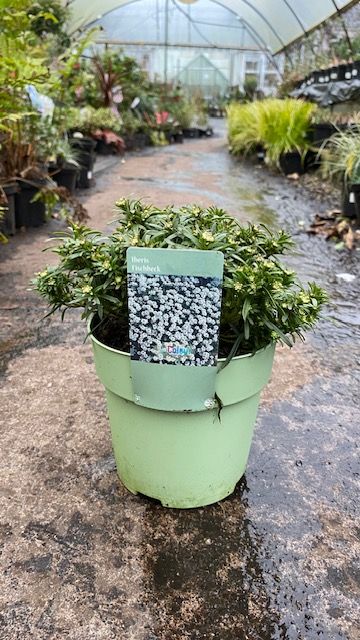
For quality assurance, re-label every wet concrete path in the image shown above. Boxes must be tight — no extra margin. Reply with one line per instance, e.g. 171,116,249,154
1,123,359,640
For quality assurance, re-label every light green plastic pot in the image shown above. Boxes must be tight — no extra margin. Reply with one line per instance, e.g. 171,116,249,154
90,332,275,508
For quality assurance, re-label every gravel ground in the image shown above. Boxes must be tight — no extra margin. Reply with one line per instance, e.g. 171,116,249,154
0,124,359,640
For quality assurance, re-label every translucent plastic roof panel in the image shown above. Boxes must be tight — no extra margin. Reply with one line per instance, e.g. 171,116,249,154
66,0,356,54
94,1,261,51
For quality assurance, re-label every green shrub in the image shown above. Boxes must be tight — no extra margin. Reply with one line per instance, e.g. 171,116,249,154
33,199,327,358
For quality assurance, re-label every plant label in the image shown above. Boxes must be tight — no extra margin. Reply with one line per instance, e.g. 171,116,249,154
127,247,224,411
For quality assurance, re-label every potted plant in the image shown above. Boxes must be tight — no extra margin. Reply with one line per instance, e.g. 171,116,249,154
320,125,360,221
49,139,80,195
258,99,316,174
310,109,338,148
33,200,327,508
227,99,316,174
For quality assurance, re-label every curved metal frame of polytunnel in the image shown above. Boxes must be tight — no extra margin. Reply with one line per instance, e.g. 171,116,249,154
64,0,358,54
62,0,359,98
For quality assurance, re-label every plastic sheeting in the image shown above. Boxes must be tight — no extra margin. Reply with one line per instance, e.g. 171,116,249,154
291,79,360,107
65,0,356,54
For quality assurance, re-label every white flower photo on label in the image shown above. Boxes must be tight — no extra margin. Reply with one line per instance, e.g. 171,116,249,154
128,274,222,366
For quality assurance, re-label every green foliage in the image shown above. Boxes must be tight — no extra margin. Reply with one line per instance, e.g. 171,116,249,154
33,199,327,356
227,99,316,167
0,5,50,122
121,110,145,135
32,183,88,223
227,101,263,155
320,125,360,186
333,34,360,62
0,0,96,183
66,106,123,135
150,131,168,146
170,102,194,129
243,75,258,100
73,50,149,110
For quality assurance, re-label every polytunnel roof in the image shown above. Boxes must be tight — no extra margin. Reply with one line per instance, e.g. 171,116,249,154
66,0,357,54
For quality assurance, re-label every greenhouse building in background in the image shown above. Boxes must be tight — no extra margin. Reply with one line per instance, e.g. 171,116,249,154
1,1,360,640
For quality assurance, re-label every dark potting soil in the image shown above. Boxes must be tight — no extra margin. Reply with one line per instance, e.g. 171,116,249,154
93,317,131,353
93,316,254,360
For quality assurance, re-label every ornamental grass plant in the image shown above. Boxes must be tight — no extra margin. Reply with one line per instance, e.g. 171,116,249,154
33,199,327,359
320,124,360,186
227,98,316,167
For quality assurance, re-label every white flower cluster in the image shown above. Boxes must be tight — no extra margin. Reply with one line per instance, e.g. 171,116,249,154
128,273,222,366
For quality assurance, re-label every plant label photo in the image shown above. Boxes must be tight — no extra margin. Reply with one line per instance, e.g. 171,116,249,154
127,247,224,411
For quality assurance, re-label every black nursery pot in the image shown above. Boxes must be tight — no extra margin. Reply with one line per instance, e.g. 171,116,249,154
304,150,320,172
279,152,305,176
183,128,199,139
15,182,46,228
255,144,265,162
311,122,337,147
53,164,79,194
329,66,339,81
133,132,150,149
70,137,96,189
122,134,134,151
69,136,97,154
173,131,184,144
95,139,116,155
0,183,18,236
350,184,360,222
344,63,353,81
77,166,93,189
341,184,357,219
352,60,360,77
336,64,347,81
122,133,149,150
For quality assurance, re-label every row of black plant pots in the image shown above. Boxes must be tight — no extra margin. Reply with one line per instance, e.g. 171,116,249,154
1,181,48,234
0,137,97,235
1,126,212,235
255,143,359,221
299,60,360,89
94,127,212,152
342,184,360,222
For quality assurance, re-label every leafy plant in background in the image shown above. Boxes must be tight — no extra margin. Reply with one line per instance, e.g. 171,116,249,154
0,0,89,179
227,101,263,155
33,184,88,223
170,102,194,129
78,50,148,110
150,131,168,146
320,125,360,187
227,99,316,167
258,99,316,166
121,110,146,136
243,75,258,101
27,0,71,51
65,106,123,135
33,199,327,359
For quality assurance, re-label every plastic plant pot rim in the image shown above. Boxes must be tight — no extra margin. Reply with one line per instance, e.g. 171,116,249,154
87,317,273,363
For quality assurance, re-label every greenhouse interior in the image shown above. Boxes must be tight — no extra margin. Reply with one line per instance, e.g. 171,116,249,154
1,1,359,639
